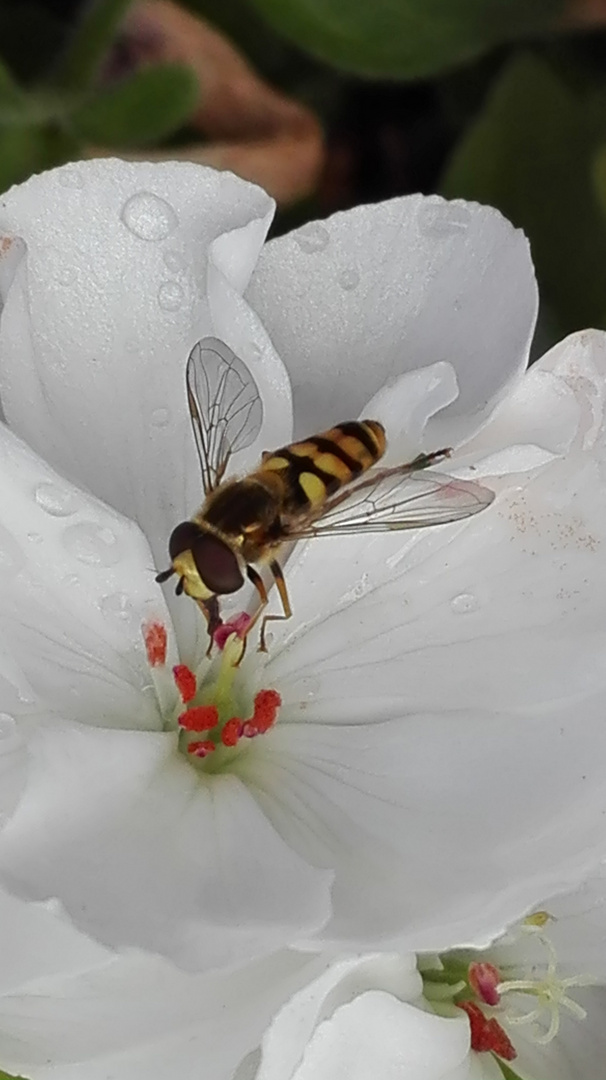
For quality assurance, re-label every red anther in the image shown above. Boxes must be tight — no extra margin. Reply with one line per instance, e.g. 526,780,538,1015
221,718,243,747
214,612,252,651
468,962,502,1006
143,620,167,667
251,688,282,734
178,705,219,731
188,739,216,758
173,664,197,703
458,1002,516,1061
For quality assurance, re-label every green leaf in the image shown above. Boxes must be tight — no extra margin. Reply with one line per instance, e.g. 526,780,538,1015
441,54,606,334
0,57,22,108
0,121,80,195
0,1069,32,1079
54,0,135,90
70,63,198,146
244,0,564,79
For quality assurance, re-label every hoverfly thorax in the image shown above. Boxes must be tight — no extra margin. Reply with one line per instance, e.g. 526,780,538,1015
159,519,244,601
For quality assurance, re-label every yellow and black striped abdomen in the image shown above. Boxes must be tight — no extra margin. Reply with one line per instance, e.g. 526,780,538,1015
260,419,386,511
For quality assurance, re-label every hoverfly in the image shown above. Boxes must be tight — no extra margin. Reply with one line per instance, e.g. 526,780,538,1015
156,337,495,652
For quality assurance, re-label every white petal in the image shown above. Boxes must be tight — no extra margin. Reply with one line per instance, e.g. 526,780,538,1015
0,160,293,578
363,361,459,461
0,421,163,730
257,952,423,1080
231,329,606,951
0,941,324,1080
247,195,537,443
0,889,110,993
264,990,476,1080
0,718,332,968
239,695,606,953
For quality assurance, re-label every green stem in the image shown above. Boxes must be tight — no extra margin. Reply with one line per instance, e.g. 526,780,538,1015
54,0,136,90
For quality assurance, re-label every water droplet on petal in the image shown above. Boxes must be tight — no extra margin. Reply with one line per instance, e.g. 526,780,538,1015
338,266,360,292
150,406,170,428
0,712,17,742
99,591,133,620
121,192,178,241
58,166,84,188
63,522,121,567
295,222,330,253
418,202,471,236
249,342,262,359
157,280,185,311
35,482,81,517
450,592,479,615
56,264,76,286
62,573,81,588
163,250,184,274
27,532,43,544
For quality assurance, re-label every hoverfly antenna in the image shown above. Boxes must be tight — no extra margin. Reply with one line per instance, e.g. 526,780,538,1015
176,577,185,596
155,567,175,584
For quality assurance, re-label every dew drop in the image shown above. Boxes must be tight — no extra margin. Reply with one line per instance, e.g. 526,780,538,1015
121,192,178,242
450,592,479,615
58,166,84,189
295,222,330,253
249,342,262,359
35,482,81,517
338,266,360,292
150,406,170,428
418,202,471,236
62,573,80,588
100,591,133,621
63,522,121,567
157,280,185,311
163,250,185,274
27,532,43,544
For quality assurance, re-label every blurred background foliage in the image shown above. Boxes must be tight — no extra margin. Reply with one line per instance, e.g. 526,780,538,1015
1,0,606,345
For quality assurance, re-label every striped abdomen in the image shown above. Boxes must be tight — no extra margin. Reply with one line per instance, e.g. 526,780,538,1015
260,419,386,511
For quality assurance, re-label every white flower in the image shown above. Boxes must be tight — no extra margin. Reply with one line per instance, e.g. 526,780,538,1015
0,160,604,971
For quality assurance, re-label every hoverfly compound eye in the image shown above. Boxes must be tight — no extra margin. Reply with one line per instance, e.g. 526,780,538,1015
168,521,205,560
191,534,244,595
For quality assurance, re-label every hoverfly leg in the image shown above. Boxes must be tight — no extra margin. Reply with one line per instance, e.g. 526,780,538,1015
195,596,222,658
258,559,293,652
241,565,270,650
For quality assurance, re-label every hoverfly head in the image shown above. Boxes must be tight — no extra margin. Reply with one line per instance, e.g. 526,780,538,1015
160,520,244,599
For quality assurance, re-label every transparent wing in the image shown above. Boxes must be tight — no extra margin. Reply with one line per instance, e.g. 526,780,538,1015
287,466,495,539
186,337,263,494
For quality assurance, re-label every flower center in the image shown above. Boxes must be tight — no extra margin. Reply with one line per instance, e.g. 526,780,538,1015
421,911,595,1063
143,617,281,773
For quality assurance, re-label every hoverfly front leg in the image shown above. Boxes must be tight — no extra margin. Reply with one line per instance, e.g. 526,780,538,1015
196,595,222,657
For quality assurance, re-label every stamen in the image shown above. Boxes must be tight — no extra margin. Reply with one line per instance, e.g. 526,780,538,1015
188,739,216,758
178,705,219,731
468,962,501,1006
221,717,243,746
242,689,282,737
458,1002,517,1061
173,664,197,703
143,620,167,667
